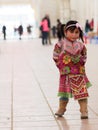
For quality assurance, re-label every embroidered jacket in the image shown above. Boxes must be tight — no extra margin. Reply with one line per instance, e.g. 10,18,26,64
53,38,92,100
53,38,87,75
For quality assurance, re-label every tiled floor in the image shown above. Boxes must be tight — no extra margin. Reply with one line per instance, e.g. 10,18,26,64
0,38,98,130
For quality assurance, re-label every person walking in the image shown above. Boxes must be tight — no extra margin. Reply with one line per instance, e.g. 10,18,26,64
40,16,49,45
2,25,6,40
89,18,94,31
53,20,92,119
51,25,56,38
85,20,90,33
56,19,62,41
18,24,23,40
46,14,52,45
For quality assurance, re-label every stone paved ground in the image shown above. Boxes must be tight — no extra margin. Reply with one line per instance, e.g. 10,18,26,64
0,38,98,130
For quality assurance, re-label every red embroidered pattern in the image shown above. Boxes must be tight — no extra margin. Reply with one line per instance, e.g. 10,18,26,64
69,75,89,100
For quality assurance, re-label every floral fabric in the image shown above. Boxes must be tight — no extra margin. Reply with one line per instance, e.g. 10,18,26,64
53,38,92,100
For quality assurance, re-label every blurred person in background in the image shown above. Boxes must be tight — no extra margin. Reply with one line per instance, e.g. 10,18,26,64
56,19,62,41
2,25,6,40
89,18,94,31
51,25,56,38
40,16,49,45
85,20,90,33
45,14,52,45
27,24,32,35
18,24,23,40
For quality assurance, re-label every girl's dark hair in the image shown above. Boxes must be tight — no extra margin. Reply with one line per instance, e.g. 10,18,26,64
61,24,66,39
65,20,84,42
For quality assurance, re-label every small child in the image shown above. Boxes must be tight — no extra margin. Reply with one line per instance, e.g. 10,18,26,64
53,20,92,119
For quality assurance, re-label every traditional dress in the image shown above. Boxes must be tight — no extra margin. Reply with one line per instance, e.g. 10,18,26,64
53,38,92,100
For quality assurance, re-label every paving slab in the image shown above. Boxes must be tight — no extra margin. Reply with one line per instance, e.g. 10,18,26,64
0,39,98,130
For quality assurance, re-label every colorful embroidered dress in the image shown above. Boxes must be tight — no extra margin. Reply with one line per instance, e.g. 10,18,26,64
53,38,92,100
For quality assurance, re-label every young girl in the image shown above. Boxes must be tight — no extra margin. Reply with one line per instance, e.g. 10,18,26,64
53,20,92,119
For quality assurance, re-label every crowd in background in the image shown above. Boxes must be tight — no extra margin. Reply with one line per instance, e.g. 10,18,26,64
39,15,97,45
0,16,97,44
0,24,33,40
85,18,94,33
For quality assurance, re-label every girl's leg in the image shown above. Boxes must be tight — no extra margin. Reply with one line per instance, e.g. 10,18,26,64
55,97,69,117
78,98,88,119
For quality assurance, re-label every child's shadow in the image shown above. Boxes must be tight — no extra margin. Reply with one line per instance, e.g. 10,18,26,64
56,116,70,130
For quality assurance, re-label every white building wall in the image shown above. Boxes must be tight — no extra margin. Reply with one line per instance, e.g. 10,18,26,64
58,0,71,23
70,0,98,31
0,0,98,32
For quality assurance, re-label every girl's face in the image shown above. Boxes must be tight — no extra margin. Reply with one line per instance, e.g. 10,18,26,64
65,28,80,42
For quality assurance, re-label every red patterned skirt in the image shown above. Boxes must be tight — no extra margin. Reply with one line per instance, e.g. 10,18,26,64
58,74,92,100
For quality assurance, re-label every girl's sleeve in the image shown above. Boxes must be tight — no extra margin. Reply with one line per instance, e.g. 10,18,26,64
80,45,87,65
53,43,61,68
